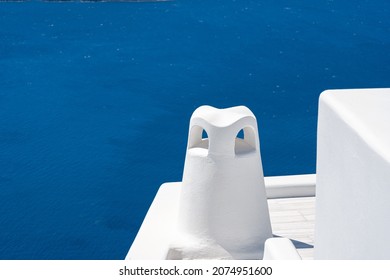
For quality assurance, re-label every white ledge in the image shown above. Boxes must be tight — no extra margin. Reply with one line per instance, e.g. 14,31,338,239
265,174,316,199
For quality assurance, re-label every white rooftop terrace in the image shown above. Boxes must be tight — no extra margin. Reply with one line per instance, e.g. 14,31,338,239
128,88,390,260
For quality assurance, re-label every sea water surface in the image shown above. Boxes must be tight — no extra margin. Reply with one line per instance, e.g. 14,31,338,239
0,0,389,259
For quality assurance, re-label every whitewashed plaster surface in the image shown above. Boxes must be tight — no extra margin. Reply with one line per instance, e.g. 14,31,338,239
315,88,390,259
169,106,272,259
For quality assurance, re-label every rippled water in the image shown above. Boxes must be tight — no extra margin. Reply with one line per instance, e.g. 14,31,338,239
0,0,389,259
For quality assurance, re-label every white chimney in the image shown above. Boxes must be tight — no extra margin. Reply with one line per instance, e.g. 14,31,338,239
167,106,272,259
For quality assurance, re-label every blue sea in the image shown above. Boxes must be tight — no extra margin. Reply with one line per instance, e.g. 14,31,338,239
0,0,389,259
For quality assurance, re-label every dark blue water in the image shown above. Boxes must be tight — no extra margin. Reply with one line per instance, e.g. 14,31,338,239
0,0,389,259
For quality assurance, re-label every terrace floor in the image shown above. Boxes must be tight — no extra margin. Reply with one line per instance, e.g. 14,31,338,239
267,196,315,260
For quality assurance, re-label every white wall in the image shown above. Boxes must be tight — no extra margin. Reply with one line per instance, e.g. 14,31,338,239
315,88,390,259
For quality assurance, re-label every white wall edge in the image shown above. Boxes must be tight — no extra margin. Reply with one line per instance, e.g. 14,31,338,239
265,174,316,199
